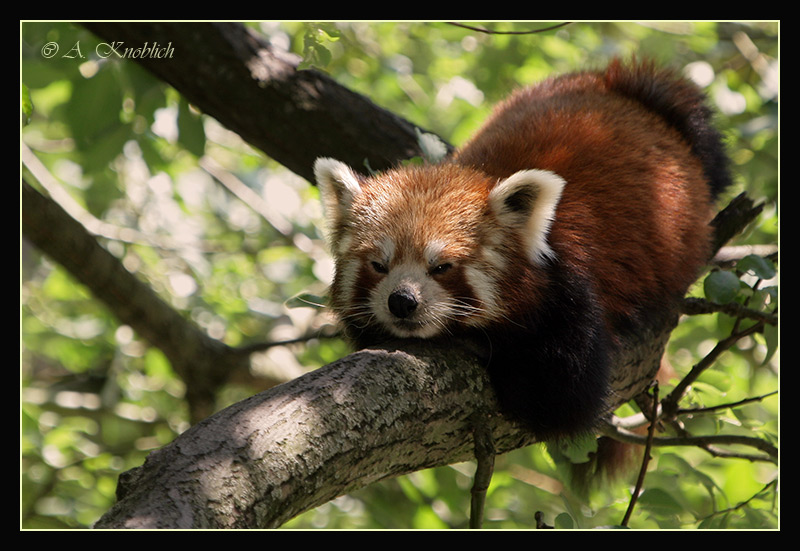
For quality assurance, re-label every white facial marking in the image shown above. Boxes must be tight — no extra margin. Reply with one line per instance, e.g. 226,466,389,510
423,240,447,267
377,237,396,266
463,265,500,325
370,260,451,338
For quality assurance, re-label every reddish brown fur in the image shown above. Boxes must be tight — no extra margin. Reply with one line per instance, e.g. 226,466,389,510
316,60,729,438
455,66,716,324
327,165,495,304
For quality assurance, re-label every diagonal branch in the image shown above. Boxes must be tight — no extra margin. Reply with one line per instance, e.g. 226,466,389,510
662,317,766,419
93,343,535,529
21,179,245,421
81,22,449,181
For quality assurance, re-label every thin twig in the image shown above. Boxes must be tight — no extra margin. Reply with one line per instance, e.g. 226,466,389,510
602,423,778,462
696,480,778,524
677,390,778,416
613,389,777,429
233,328,339,356
681,297,777,326
621,382,659,527
733,277,764,334
447,22,572,35
663,321,765,418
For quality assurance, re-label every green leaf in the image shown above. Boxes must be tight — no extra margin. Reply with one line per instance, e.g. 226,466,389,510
554,512,574,529
66,66,124,148
761,323,779,365
21,82,33,124
298,23,341,70
637,487,683,514
704,270,740,304
177,98,206,157
736,254,776,280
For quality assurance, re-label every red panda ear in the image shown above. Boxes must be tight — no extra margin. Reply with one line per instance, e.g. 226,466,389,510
314,158,364,254
314,157,363,220
489,169,566,265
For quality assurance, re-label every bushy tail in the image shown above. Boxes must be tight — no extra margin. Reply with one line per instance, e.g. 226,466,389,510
604,58,732,199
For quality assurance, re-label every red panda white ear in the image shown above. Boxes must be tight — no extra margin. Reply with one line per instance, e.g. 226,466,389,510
314,157,363,220
314,158,365,255
489,169,566,264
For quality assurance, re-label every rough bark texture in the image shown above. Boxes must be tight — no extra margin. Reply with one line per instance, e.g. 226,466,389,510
81,22,447,181
94,342,532,529
92,326,679,529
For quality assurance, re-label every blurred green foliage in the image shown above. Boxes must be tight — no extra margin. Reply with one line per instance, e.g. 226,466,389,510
21,21,778,529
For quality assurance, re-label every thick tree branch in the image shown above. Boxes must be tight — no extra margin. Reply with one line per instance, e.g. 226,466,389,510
86,192,769,528
21,179,246,421
90,186,761,528
81,22,448,182
94,343,534,529
26,21,449,420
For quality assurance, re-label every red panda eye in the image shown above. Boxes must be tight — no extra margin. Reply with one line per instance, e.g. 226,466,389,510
430,263,453,276
371,261,388,274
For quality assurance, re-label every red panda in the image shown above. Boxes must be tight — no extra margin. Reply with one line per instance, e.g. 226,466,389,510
313,59,731,439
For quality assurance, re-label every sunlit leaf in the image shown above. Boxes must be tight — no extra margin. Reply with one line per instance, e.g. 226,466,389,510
704,270,741,304
737,254,776,280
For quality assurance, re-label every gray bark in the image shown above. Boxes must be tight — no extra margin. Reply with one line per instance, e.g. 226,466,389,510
94,343,528,528
81,22,448,182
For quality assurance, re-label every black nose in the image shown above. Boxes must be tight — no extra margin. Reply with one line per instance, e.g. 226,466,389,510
388,288,418,319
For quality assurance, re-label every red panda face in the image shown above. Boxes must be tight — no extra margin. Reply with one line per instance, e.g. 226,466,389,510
355,236,476,338
314,158,565,341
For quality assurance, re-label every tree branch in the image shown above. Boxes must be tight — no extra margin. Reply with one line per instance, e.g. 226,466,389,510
662,320,765,420
681,297,777,326
81,22,449,181
26,21,452,420
446,22,573,35
602,423,777,463
21,179,244,421
94,343,534,529
621,382,659,527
